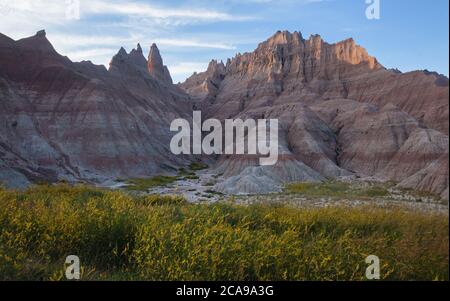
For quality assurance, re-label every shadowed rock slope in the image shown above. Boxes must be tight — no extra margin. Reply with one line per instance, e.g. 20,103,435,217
0,30,191,187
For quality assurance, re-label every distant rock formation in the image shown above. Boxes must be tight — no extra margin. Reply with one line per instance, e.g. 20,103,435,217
180,30,449,199
0,29,448,199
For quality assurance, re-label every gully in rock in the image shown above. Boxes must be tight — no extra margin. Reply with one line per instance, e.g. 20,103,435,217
170,111,279,166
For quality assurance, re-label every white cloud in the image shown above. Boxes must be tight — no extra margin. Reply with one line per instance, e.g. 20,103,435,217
155,39,236,50
65,48,119,62
83,0,254,22
168,62,211,83
0,0,253,22
47,32,237,51
168,62,209,75
0,0,254,39
0,0,256,82
49,33,139,48
227,0,326,4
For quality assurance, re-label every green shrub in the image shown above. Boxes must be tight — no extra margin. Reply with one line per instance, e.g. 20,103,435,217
365,186,389,197
204,190,224,196
189,162,209,171
178,168,196,177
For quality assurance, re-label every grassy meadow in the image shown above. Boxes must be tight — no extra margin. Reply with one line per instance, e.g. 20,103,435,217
0,184,448,281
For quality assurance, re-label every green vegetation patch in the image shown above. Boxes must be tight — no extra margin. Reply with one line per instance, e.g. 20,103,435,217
125,176,178,191
189,162,209,171
204,189,224,196
0,184,448,281
178,168,196,177
285,181,390,199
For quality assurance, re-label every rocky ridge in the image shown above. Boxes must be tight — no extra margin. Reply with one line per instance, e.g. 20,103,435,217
180,30,449,199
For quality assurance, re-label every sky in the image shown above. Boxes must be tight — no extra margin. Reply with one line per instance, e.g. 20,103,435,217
0,0,448,83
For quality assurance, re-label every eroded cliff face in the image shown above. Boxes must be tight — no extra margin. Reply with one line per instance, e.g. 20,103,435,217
0,30,191,188
180,30,449,199
0,30,448,199
182,31,448,132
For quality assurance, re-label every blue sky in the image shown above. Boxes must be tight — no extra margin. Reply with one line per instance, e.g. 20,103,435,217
0,0,448,82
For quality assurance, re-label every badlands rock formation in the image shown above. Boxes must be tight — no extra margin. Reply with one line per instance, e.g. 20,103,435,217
147,43,173,85
0,30,191,188
0,30,448,200
180,30,449,199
